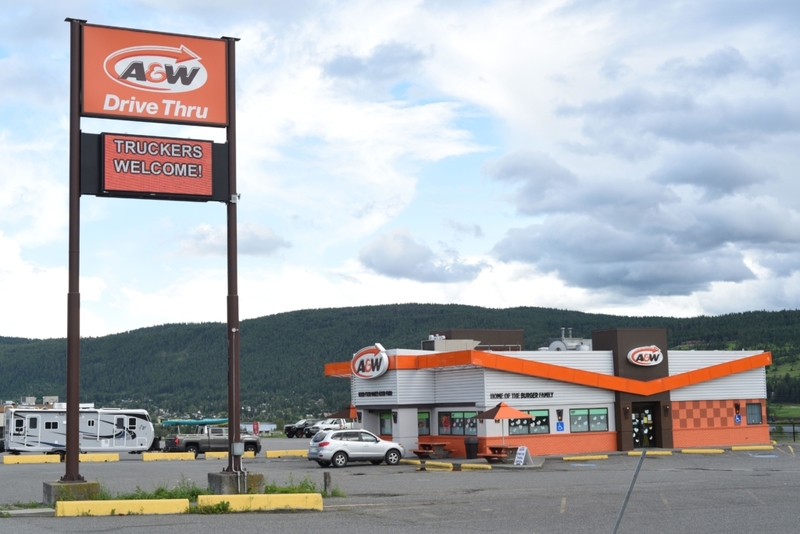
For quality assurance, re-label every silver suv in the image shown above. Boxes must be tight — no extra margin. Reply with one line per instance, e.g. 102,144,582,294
307,429,405,468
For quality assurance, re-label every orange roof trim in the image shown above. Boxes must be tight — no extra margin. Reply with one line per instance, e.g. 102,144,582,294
324,350,772,397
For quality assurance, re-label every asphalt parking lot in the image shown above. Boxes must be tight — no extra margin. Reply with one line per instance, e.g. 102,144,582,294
1,439,799,533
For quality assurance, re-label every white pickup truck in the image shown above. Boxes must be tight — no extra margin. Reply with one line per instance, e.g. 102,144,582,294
308,418,357,436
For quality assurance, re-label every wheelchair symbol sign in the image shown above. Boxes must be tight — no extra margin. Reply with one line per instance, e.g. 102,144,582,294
734,414,742,424
556,422,565,432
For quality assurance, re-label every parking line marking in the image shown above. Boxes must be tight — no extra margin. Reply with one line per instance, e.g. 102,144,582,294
560,497,566,514
747,490,766,505
660,493,670,509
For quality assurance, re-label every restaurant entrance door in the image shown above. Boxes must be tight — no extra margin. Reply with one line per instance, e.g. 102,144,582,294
631,402,657,448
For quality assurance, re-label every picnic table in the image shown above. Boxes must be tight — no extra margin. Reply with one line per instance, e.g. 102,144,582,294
477,445,519,464
410,442,452,459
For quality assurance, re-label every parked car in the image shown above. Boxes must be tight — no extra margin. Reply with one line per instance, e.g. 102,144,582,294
307,429,404,468
284,419,317,438
305,417,357,437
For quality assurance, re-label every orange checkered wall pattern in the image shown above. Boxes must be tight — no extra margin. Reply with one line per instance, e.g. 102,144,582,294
672,399,769,448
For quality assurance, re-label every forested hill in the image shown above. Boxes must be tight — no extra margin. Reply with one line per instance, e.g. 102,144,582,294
1,304,799,422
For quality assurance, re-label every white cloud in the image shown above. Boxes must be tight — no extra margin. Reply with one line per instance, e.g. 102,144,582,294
359,228,485,283
180,222,291,257
0,231,106,339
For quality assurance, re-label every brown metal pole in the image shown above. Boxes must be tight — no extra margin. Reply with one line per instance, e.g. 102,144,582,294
63,17,85,482
223,36,242,473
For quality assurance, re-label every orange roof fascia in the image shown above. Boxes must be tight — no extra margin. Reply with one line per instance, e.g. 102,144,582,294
324,361,352,377
324,350,772,397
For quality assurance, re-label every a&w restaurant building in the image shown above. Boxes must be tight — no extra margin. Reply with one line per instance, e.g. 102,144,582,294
324,328,771,457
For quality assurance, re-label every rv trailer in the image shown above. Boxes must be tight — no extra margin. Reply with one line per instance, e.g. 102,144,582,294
3,405,155,460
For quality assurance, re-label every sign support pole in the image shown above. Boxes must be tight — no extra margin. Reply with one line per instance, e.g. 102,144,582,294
63,17,86,483
223,36,242,474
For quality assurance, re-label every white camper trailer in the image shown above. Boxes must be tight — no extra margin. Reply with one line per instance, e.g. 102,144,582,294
3,405,154,460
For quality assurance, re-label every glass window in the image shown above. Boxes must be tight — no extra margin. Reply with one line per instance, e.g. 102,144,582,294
116,418,124,430
464,412,478,435
509,417,529,435
418,412,430,436
570,409,589,433
380,413,393,436
360,431,378,443
529,410,550,434
746,403,763,425
14,419,23,434
88,420,95,427
570,408,608,432
508,410,550,435
589,408,609,432
438,412,477,435
45,421,59,430
451,412,465,435
438,413,452,435
128,418,136,429
29,418,37,429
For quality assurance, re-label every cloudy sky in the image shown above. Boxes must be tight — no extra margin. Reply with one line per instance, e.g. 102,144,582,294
2,0,799,339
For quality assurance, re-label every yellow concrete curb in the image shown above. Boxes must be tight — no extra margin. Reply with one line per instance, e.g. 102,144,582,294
418,461,453,471
2,455,60,464
197,493,323,512
265,450,306,458
142,452,195,461
405,459,491,470
627,450,672,456
205,451,256,460
563,455,608,461
731,445,774,451
55,499,189,517
79,453,119,462
460,463,492,470
681,449,725,454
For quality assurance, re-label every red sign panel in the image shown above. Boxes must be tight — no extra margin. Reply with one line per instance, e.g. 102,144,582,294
103,133,213,197
82,24,228,126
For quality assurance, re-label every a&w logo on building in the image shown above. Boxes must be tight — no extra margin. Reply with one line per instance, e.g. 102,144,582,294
352,343,389,379
104,45,208,93
627,345,664,366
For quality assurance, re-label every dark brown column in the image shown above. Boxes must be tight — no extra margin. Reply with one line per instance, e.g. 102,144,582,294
592,328,673,451
223,36,242,473
62,17,86,482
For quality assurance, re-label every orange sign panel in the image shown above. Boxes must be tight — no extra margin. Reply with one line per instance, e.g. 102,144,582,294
103,134,213,197
83,24,227,126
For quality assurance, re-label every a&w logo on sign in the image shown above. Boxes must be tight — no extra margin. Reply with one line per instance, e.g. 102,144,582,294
351,343,389,379
627,345,664,366
104,45,208,93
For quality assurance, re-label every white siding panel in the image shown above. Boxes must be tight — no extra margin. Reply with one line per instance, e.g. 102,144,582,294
668,351,764,374
493,351,615,374
482,370,614,408
434,369,485,405
668,351,767,401
396,370,435,405
670,368,767,401
352,371,398,406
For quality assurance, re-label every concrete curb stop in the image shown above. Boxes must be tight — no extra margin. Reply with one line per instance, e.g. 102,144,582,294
197,493,323,512
55,498,190,517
